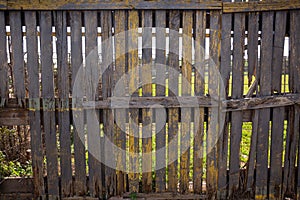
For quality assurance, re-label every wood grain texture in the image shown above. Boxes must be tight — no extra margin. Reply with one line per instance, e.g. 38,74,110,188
193,10,206,195
70,11,87,196
40,11,59,200
24,11,45,199
1,0,222,10
128,10,140,193
114,10,127,196
0,11,8,107
84,10,102,198
9,11,25,107
55,10,73,197
167,10,180,193
155,10,166,193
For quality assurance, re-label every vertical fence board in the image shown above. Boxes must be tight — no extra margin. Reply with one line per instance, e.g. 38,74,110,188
207,10,221,198
70,11,87,196
55,10,73,197
229,11,244,197
141,10,153,193
10,11,25,106
193,10,206,195
114,10,127,195
155,10,166,193
128,10,140,193
25,11,45,199
218,3,230,198
269,10,287,200
84,10,102,198
168,10,180,193
0,11,8,107
255,11,273,200
180,10,192,194
40,11,59,200
101,10,116,197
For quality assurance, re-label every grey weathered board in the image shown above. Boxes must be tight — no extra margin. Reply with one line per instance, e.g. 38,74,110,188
0,11,8,107
40,11,60,200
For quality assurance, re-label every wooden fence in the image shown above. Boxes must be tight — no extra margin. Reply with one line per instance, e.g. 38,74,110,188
0,0,300,199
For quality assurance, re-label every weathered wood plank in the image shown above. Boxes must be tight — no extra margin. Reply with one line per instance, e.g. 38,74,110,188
0,11,8,107
70,11,87,196
255,11,274,200
193,10,206,195
167,10,180,193
9,11,25,107
101,10,116,197
155,10,166,193
24,11,45,199
269,10,287,200
141,10,153,193
55,10,73,198
206,10,221,198
229,11,245,198
223,1,300,13
217,1,230,197
114,10,127,196
40,11,59,200
84,10,102,198
179,10,192,194
1,0,222,10
128,10,140,193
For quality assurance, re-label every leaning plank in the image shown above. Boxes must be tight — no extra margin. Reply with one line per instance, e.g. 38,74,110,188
0,11,8,107
40,11,59,200
84,10,102,198
141,10,153,193
180,10,193,194
70,11,87,196
128,10,140,193
55,11,73,197
269,10,287,200
255,11,274,200
9,11,25,107
229,10,245,197
155,10,167,193
206,10,221,198
101,10,116,197
217,1,230,197
167,10,180,193
114,10,127,195
25,11,45,199
193,10,206,195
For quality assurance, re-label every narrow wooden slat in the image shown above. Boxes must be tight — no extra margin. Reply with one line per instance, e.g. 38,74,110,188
128,10,140,193
40,11,59,199
1,0,222,10
223,1,300,13
193,10,206,195
141,10,153,193
55,10,73,197
255,11,274,200
114,10,127,195
180,10,192,194
84,10,102,198
0,11,8,107
269,10,287,200
167,10,180,193
101,10,116,197
70,11,87,196
206,10,221,198
217,2,230,197
9,11,25,107
155,10,166,193
229,11,245,197
24,11,45,199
